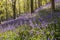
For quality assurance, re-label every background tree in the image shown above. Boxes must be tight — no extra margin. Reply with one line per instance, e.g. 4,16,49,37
31,0,34,13
23,0,27,13
18,0,20,16
51,0,55,11
35,0,37,10
12,0,16,19
38,0,40,8
27,0,29,13
6,0,8,20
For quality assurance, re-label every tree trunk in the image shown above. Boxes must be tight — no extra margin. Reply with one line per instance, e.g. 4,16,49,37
31,0,34,13
38,0,42,8
24,0,26,13
12,0,16,19
6,0,8,20
0,17,1,24
27,0,29,13
38,0,40,8
18,0,20,16
51,0,55,11
35,0,37,9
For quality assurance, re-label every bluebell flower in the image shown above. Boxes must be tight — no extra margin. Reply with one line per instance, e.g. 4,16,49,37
20,21,23,25
56,13,60,17
26,19,30,24
0,25,3,29
29,20,34,28
7,25,15,30
17,21,21,25
32,17,36,22
8,20,14,25
24,20,27,24
41,21,48,27
47,38,50,40
35,23,38,27
54,19,58,23
45,14,52,19
38,18,43,23
1,23,7,29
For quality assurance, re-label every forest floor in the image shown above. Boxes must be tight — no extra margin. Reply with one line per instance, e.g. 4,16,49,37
0,0,60,32
0,0,60,40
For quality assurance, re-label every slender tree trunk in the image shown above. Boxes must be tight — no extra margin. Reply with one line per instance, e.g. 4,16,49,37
38,0,42,8
18,0,20,16
27,0,29,13
31,0,34,13
51,0,55,11
29,0,31,13
35,0,37,9
0,17,1,24
24,0,26,13
38,0,40,8
12,0,16,19
6,0,8,20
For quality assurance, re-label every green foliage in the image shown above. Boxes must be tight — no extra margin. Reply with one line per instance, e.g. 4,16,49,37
0,23,56,40
0,30,18,40
0,0,59,40
0,0,51,22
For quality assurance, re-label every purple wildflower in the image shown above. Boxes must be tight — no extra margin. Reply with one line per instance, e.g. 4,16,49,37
32,17,36,22
35,23,38,27
41,21,47,27
54,19,58,23
38,18,43,23
29,20,34,28
48,38,50,40
45,14,52,19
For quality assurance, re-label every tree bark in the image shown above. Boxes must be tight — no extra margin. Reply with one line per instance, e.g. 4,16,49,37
35,0,37,9
31,0,34,13
6,0,8,20
12,0,16,19
0,17,1,24
38,0,42,8
51,0,55,11
18,0,20,16
27,0,29,13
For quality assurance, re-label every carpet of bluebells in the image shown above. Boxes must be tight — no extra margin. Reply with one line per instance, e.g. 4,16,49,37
0,19,60,40
0,1,60,40
0,22,56,40
0,10,60,40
